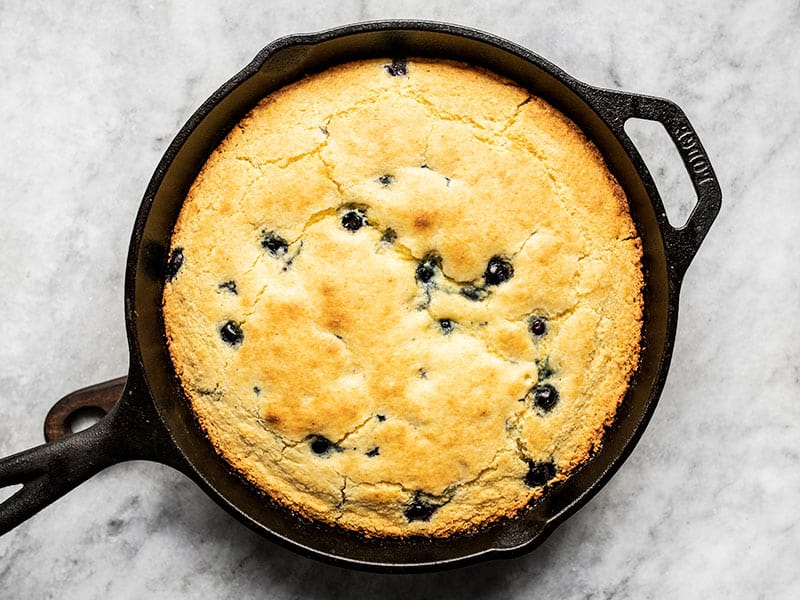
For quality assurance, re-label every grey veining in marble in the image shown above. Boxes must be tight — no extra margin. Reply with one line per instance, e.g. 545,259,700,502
1,1,798,598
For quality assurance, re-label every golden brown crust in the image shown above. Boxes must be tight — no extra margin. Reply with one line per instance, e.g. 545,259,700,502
162,58,644,537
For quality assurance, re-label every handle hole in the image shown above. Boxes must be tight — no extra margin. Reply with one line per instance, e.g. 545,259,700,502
66,406,107,434
624,118,697,228
0,484,24,504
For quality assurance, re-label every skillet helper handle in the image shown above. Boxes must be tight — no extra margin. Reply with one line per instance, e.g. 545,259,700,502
43,376,126,443
595,90,722,278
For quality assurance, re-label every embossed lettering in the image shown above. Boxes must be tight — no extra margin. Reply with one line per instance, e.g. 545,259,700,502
673,126,713,185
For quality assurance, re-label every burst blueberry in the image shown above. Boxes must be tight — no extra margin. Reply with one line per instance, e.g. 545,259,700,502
384,59,407,76
529,317,547,337
218,281,237,294
403,492,439,522
524,460,556,487
166,247,184,281
308,435,341,456
261,231,288,256
532,384,559,411
438,319,454,335
484,256,514,286
416,254,440,284
341,209,365,231
219,321,244,346
219,321,243,346
460,286,489,302
381,228,397,244
536,358,555,381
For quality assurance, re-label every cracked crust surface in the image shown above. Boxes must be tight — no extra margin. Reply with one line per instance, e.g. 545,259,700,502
162,58,644,537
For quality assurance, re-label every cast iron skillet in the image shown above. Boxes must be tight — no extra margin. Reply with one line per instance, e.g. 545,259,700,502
0,21,721,572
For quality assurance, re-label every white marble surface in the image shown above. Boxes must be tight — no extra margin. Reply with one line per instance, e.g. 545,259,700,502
0,1,798,597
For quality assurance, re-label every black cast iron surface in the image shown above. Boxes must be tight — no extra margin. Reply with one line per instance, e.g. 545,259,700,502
0,21,721,572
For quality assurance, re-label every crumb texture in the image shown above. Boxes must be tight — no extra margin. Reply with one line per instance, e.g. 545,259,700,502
162,58,644,537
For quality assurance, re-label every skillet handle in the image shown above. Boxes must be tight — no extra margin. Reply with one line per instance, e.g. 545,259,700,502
594,89,722,278
0,413,124,536
0,373,183,536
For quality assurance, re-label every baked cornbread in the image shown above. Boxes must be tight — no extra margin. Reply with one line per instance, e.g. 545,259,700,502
162,58,644,537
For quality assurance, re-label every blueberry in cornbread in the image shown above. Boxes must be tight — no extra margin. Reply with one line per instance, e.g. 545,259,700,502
483,256,514,286
531,384,559,412
261,231,288,256
219,321,243,346
341,209,366,232
529,316,547,337
165,247,184,281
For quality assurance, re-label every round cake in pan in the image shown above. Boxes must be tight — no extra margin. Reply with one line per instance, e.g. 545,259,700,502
162,58,644,537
